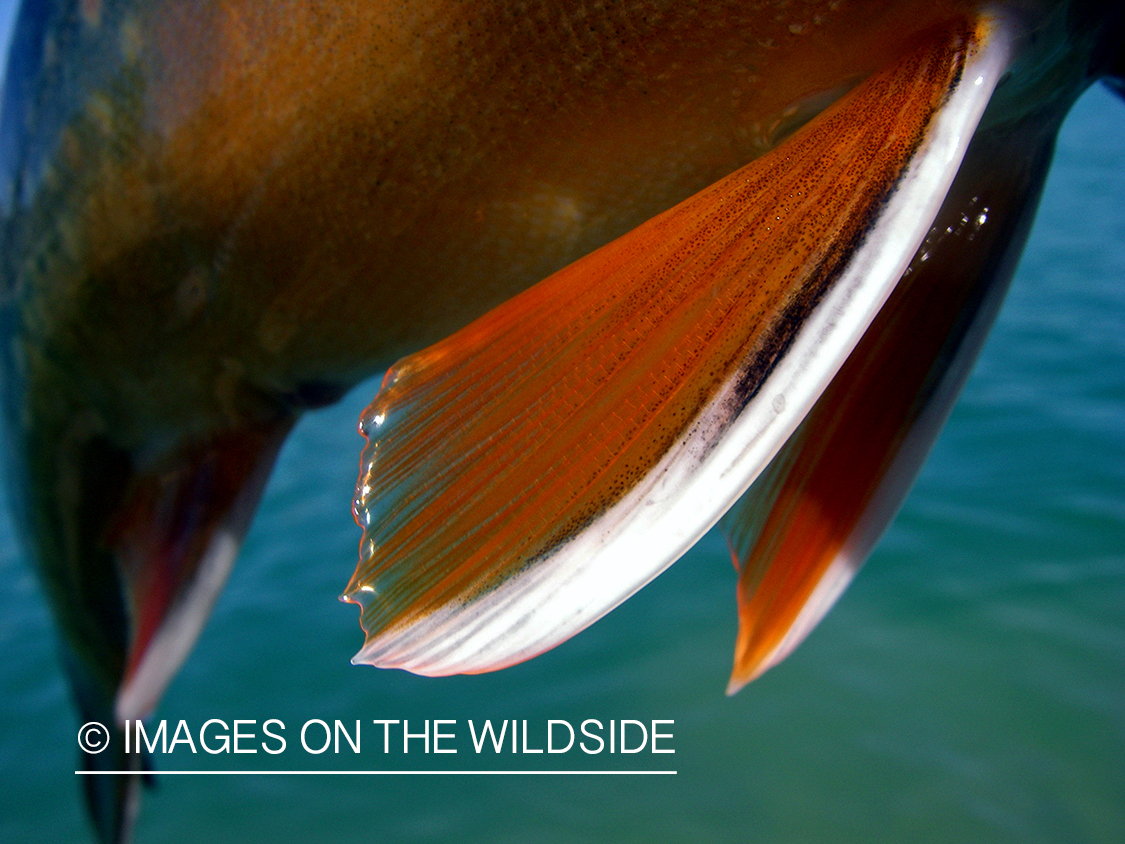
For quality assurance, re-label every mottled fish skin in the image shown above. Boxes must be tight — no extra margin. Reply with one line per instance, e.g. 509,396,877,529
0,2,1122,843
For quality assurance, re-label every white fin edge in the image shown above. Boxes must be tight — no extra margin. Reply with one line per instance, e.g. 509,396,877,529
115,530,240,723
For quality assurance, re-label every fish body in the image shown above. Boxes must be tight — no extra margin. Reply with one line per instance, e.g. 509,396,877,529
0,1,1121,841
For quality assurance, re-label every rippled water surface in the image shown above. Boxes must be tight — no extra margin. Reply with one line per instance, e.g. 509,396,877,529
0,79,1122,844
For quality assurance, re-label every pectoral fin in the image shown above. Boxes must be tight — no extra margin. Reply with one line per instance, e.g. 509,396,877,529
344,16,1011,676
721,108,1063,693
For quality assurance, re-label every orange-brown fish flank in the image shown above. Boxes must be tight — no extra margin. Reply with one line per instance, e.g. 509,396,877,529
346,17,986,650
10,1,988,454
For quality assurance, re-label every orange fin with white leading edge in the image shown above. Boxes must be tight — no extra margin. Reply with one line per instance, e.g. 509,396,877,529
721,96,1064,692
343,15,1012,677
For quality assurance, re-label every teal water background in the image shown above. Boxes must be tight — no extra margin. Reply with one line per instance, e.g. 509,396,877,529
0,71,1122,844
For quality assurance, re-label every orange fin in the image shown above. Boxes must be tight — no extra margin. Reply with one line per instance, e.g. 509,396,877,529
344,16,1010,676
722,103,1062,693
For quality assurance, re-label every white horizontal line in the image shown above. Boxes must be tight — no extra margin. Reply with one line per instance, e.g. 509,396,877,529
77,769,676,776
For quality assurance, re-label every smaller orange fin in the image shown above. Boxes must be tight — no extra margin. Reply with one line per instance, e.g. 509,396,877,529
722,109,1061,693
